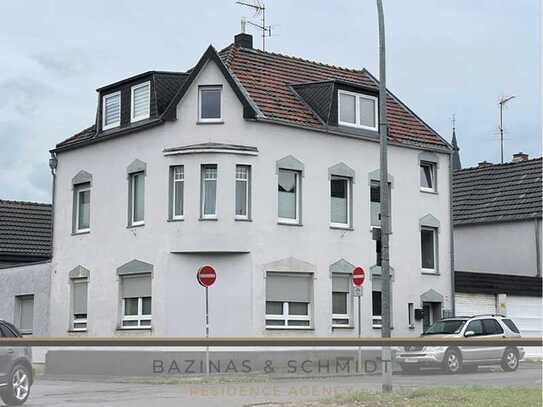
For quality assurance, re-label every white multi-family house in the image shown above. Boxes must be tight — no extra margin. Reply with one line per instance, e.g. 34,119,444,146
48,33,454,338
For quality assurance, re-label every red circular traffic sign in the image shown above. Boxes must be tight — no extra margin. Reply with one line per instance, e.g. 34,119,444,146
197,265,216,287
352,266,365,287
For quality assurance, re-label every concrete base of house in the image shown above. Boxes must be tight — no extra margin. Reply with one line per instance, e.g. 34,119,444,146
45,349,391,378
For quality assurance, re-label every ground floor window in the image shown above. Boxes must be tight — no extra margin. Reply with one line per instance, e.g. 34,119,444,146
15,295,34,335
332,273,351,326
120,274,152,328
265,272,312,329
72,278,88,331
372,291,382,329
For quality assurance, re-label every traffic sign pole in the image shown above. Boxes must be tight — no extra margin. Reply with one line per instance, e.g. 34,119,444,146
205,286,209,376
197,265,216,376
352,266,365,374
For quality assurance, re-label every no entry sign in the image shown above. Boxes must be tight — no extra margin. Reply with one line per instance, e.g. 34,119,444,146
197,265,217,287
352,266,365,287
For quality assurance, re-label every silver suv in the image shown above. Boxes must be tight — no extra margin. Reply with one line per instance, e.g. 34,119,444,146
395,315,525,374
0,320,33,405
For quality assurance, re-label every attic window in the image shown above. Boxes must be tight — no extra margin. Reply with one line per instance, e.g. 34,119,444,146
102,92,121,130
199,86,222,123
131,82,151,122
338,90,378,131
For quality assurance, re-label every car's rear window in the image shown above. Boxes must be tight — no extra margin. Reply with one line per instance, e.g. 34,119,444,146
502,318,520,333
0,323,18,337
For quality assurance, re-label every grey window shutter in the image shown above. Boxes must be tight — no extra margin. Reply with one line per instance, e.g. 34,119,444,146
266,272,312,303
20,297,34,331
73,280,88,314
121,274,151,298
332,274,350,293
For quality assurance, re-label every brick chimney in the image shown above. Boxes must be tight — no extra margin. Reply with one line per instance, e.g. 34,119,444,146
234,33,253,49
478,161,493,168
512,152,529,162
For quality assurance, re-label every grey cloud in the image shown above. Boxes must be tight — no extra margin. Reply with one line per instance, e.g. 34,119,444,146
0,78,52,115
29,161,52,196
33,51,88,78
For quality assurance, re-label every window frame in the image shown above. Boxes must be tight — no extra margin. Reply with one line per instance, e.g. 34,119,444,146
102,91,121,130
420,226,438,273
420,161,437,193
277,168,301,225
130,171,145,226
171,165,184,220
121,296,152,329
15,295,34,335
330,175,352,229
332,290,352,328
235,164,251,220
130,81,151,123
198,85,223,123
201,164,218,219
338,89,378,131
372,290,382,329
74,184,91,234
71,278,88,332
265,301,311,329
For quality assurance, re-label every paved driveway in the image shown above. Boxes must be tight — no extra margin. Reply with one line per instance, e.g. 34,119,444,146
12,366,542,407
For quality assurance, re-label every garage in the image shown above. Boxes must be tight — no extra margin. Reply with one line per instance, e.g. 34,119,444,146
455,292,496,316
507,296,542,357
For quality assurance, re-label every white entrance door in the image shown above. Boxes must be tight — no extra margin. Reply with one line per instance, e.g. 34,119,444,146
455,293,496,317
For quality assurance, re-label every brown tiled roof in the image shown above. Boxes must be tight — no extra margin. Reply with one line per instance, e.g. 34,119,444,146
453,157,542,225
0,200,52,260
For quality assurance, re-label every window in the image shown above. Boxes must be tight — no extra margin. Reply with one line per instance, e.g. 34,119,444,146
370,181,381,226
332,274,351,326
15,295,34,335
235,165,250,219
421,227,437,272
201,165,217,218
102,92,121,130
74,183,90,233
465,319,484,336
375,231,382,267
199,86,222,122
0,323,17,337
330,176,351,228
338,90,378,130
372,291,382,329
503,319,520,334
72,279,88,331
482,319,504,335
420,162,436,192
266,273,312,329
131,82,150,122
278,169,300,224
171,166,184,220
120,274,152,329
129,172,145,226
408,303,414,328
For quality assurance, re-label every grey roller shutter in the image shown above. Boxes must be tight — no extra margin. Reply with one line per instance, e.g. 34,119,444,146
266,272,312,302
121,274,151,298
332,274,350,293
19,296,34,332
73,280,88,314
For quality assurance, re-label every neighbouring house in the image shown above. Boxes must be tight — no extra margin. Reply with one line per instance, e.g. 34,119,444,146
0,199,52,339
453,153,542,354
47,32,454,341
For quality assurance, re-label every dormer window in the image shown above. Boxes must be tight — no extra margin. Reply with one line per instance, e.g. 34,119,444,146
102,92,121,130
131,82,151,122
338,90,378,131
198,85,222,123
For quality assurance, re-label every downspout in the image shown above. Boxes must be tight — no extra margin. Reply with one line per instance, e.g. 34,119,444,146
449,154,456,316
48,152,58,258
535,218,541,277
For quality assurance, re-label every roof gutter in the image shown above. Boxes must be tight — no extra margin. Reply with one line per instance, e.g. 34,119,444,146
48,151,57,260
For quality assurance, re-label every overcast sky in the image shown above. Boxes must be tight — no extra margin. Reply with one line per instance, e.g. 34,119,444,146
0,0,540,203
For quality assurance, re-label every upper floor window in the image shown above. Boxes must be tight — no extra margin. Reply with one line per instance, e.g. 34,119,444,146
338,90,378,131
421,227,437,273
102,91,121,130
330,176,352,228
278,169,301,224
129,172,145,226
235,165,251,220
199,86,222,122
201,165,217,219
131,82,150,122
420,161,436,192
171,166,184,220
74,183,91,233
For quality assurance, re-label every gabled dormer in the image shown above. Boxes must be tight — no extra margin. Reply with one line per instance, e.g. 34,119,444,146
96,71,188,133
292,80,379,134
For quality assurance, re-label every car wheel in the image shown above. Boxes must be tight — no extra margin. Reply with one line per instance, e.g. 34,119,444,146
400,364,420,374
0,364,31,406
501,348,519,372
442,349,462,374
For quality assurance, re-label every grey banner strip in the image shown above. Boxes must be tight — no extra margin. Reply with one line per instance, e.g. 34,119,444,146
0,337,541,347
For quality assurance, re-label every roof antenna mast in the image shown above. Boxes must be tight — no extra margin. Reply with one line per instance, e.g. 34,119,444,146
236,0,272,51
498,95,516,163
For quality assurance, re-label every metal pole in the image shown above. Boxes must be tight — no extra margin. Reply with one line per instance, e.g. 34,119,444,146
357,296,362,373
376,0,393,393
499,102,504,164
262,5,266,51
205,286,210,376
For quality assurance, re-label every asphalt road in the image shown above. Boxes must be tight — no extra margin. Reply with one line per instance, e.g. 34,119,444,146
12,366,542,407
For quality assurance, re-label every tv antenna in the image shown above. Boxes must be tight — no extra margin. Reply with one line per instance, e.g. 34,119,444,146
498,95,516,163
236,0,272,51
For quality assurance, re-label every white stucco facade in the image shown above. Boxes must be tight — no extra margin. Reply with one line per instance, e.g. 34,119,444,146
49,58,453,338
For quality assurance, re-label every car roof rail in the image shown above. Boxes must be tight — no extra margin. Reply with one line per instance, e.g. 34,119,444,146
470,313,507,318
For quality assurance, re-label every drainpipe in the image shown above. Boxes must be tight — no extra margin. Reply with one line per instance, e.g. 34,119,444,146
449,154,456,316
535,218,541,277
48,151,58,258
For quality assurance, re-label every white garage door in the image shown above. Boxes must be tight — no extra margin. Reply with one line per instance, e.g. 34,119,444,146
455,293,496,317
507,296,543,358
